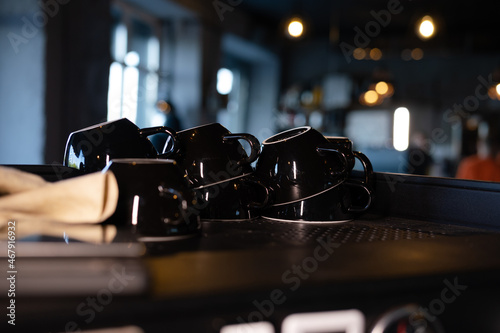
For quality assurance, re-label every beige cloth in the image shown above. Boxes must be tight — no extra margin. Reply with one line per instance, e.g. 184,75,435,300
0,166,48,195
0,166,119,243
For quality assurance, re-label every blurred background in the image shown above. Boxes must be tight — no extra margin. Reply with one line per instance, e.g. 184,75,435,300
1,0,500,179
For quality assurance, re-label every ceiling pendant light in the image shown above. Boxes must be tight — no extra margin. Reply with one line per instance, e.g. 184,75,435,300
417,15,436,40
286,16,305,38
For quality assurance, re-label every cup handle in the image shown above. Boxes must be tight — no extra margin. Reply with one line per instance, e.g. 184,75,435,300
343,180,373,213
157,186,192,225
353,151,374,186
245,179,271,209
316,145,348,176
138,126,178,157
222,133,261,165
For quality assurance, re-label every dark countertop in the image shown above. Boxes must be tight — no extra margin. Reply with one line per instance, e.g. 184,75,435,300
3,166,500,332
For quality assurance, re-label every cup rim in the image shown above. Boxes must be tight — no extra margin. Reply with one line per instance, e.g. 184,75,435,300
192,172,254,190
262,126,311,145
325,136,350,141
270,180,344,207
261,216,352,224
71,117,131,133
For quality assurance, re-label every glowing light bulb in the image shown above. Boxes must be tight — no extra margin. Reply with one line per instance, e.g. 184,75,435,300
364,90,379,105
375,81,389,95
370,48,382,60
353,48,366,60
216,68,233,95
393,107,410,151
418,16,435,39
288,20,304,38
124,51,140,67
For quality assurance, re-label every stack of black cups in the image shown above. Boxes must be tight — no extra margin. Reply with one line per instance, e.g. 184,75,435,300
254,126,373,222
63,118,373,240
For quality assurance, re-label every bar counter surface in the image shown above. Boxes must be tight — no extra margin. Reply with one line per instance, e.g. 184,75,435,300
2,168,500,333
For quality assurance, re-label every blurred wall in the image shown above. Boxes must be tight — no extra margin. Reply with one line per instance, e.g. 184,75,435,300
0,0,45,164
171,19,203,128
0,0,111,165
221,34,280,143
44,0,111,164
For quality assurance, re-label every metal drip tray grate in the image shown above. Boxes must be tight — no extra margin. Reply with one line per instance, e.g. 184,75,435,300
278,224,442,244
191,217,491,252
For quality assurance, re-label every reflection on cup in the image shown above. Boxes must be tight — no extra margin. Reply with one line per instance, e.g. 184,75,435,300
166,123,261,188
255,126,349,206
64,118,177,173
102,159,200,239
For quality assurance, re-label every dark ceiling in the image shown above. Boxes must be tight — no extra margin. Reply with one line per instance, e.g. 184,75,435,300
238,0,500,52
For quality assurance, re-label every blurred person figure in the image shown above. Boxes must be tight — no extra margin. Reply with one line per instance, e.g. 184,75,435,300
150,98,182,153
157,98,181,131
405,131,433,175
456,131,500,182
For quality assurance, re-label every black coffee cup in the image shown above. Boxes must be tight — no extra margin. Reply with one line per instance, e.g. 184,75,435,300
193,177,269,220
254,126,349,206
102,159,200,240
261,179,373,222
165,123,260,188
63,118,177,173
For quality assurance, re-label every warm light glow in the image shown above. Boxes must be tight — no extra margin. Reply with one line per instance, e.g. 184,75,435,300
466,117,480,131
364,48,371,59
393,107,410,151
217,68,233,95
156,100,172,113
401,48,412,61
375,81,389,95
353,48,366,60
418,16,435,39
386,83,395,97
288,19,304,38
488,86,498,100
411,48,424,60
496,83,500,96
364,90,379,105
358,93,366,105
370,48,382,60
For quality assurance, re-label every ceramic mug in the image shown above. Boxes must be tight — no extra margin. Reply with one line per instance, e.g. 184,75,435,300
63,118,177,173
164,123,261,188
102,159,200,240
254,126,349,206
261,179,373,222
193,177,269,220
